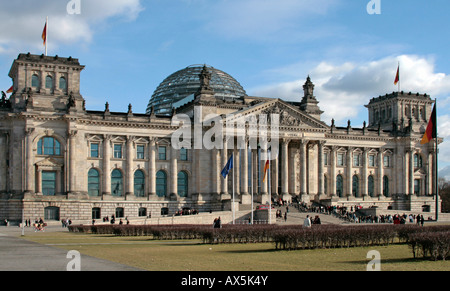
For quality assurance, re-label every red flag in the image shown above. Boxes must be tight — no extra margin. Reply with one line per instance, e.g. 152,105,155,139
42,21,47,46
421,104,437,144
394,65,400,85
6,86,13,93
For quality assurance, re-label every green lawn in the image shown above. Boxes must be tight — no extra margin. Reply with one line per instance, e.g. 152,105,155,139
21,231,450,271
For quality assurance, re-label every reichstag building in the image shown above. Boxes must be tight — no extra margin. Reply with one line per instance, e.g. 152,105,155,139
0,53,441,223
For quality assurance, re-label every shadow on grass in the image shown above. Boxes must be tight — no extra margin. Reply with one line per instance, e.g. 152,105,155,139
343,257,430,265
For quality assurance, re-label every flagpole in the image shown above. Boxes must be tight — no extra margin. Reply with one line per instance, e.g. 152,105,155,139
250,146,254,225
435,98,439,221
268,149,271,225
45,16,48,56
232,153,235,224
398,61,400,93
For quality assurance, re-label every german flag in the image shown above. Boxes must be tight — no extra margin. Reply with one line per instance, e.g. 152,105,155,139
421,104,437,144
394,65,400,85
262,160,270,183
6,86,13,93
42,21,47,46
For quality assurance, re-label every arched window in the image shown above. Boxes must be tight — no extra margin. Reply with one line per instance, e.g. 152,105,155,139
59,77,67,90
383,176,389,197
45,75,53,89
336,175,343,197
352,175,359,197
134,170,145,197
368,175,375,197
37,137,61,156
156,171,167,197
31,74,39,87
177,171,188,198
111,169,123,197
88,169,100,197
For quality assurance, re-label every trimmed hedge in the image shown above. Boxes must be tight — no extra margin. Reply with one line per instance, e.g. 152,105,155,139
407,231,450,261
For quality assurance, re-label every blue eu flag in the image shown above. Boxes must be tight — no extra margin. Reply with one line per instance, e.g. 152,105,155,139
221,154,233,179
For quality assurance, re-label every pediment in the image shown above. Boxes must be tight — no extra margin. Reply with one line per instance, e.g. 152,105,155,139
226,99,329,130
35,157,63,168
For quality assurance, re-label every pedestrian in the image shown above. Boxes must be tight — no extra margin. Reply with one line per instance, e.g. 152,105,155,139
303,215,311,228
284,212,287,222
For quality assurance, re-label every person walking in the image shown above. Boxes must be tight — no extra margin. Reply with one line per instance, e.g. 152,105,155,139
303,215,311,228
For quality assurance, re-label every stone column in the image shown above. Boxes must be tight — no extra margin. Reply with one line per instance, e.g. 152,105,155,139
362,148,368,198
68,130,77,194
170,146,178,198
378,148,384,198
330,146,337,197
102,135,111,196
409,149,414,195
241,140,249,195
318,141,325,199
347,147,353,198
25,128,35,194
300,140,308,196
126,136,134,196
234,146,240,196
211,148,220,196
281,139,290,196
148,138,156,198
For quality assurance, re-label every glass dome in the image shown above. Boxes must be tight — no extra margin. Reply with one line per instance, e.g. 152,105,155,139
146,65,247,115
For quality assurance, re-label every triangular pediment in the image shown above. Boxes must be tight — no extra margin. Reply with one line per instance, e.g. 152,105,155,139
226,99,329,130
35,157,63,168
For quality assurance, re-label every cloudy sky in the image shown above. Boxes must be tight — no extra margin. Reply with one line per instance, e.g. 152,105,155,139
0,0,450,178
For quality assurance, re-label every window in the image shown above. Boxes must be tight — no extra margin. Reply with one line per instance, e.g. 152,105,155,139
92,208,101,220
323,153,328,166
44,206,60,221
353,154,360,167
337,153,344,166
368,175,375,197
37,137,61,156
156,171,167,197
336,175,343,197
180,148,188,161
88,169,100,197
324,175,328,195
134,170,145,197
383,155,390,167
136,145,145,159
45,75,53,89
111,169,123,197
114,144,123,159
414,179,421,195
368,155,375,167
177,171,188,197
158,146,166,160
414,154,423,168
59,77,67,90
31,74,39,87
90,143,99,158
115,207,124,218
139,207,147,217
42,171,56,196
352,175,359,197
383,176,389,197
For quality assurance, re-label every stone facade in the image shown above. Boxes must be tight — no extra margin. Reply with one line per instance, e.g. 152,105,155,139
0,53,442,223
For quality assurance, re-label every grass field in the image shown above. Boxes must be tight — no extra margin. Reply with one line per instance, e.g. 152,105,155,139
21,231,450,271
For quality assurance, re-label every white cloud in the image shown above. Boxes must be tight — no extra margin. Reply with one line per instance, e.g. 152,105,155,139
0,0,143,54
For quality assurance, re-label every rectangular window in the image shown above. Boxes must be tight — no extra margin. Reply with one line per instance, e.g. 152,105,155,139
414,179,421,195
337,153,344,166
91,143,99,158
158,146,166,160
180,148,188,161
114,144,123,159
136,145,145,159
353,154,360,167
369,155,375,167
383,156,390,167
42,171,56,196
323,153,328,166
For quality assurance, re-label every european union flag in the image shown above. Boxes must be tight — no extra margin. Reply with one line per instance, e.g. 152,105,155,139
221,154,233,179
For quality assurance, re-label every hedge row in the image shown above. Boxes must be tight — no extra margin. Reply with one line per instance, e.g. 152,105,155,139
408,231,450,261
68,224,450,252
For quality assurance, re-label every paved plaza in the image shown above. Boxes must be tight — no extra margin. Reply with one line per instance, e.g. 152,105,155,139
0,226,141,271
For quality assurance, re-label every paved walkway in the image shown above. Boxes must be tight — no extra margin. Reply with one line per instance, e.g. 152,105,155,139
0,226,142,271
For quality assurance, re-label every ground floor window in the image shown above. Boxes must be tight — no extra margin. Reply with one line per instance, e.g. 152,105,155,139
115,207,124,218
139,207,147,217
92,207,101,220
336,175,343,197
42,171,56,196
44,206,60,221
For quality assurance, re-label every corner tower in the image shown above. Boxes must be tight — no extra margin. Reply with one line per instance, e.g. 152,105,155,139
7,53,85,113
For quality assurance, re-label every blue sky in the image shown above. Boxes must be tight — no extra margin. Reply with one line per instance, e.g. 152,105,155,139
1,0,450,177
